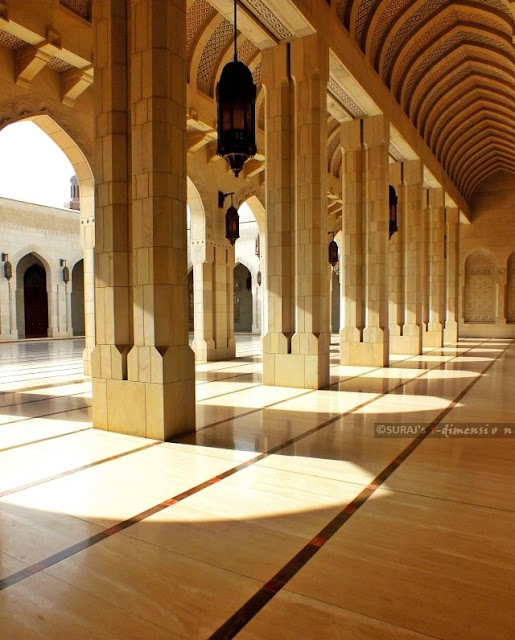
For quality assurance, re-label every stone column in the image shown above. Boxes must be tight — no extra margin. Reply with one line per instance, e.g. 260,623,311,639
262,34,330,388
340,116,390,366
496,267,507,326
80,216,95,375
391,159,424,354
444,207,459,343
92,0,194,440
423,187,445,347
0,274,17,339
388,162,403,348
191,240,235,361
47,276,60,337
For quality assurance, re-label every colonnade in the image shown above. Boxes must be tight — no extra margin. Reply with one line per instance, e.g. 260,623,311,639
91,6,463,439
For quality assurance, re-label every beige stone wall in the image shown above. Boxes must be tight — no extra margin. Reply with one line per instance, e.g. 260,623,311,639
459,171,515,338
0,197,83,340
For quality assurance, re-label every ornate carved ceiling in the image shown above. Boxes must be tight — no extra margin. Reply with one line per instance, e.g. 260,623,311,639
335,0,515,198
188,0,514,200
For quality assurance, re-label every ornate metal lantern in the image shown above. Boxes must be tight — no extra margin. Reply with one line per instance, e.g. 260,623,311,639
216,0,257,177
2,253,12,280
223,192,239,245
389,185,398,239
61,259,70,283
328,232,339,269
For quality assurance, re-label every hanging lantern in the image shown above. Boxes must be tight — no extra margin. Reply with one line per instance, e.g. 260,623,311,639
61,259,70,283
389,185,398,239
3,254,12,281
328,233,339,269
216,0,257,177
225,198,239,246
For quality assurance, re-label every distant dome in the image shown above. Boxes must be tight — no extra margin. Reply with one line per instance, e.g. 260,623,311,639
70,175,79,185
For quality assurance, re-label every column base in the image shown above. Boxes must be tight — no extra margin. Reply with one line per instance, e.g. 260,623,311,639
423,323,443,348
263,332,329,389
192,338,236,361
92,344,196,440
443,322,458,344
340,327,389,366
0,331,19,341
390,323,422,355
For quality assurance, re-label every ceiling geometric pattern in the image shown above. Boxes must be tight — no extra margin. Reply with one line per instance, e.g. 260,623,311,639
187,0,514,200
337,0,515,198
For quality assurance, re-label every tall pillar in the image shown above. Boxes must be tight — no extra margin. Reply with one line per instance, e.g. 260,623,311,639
444,207,459,343
80,214,95,375
340,115,390,366
92,0,194,439
262,34,330,389
0,272,18,340
423,187,445,347
390,159,424,354
191,240,235,361
388,162,403,347
496,267,508,326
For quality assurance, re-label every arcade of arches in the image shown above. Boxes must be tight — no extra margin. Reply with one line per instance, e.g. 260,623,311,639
0,0,512,438
0,1,514,638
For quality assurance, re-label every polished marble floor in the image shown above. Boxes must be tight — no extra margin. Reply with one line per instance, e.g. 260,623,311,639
0,335,513,639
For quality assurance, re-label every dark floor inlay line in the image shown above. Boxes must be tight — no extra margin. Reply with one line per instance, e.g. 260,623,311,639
208,341,510,640
0,340,498,594
0,426,94,454
0,441,162,499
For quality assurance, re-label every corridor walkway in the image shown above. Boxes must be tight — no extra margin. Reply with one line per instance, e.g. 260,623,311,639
0,336,513,639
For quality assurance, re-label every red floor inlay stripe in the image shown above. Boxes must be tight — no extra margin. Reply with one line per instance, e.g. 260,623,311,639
0,441,161,499
208,341,510,639
0,339,505,602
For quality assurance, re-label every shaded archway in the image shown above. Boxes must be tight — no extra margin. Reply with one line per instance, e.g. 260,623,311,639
15,254,50,339
233,263,252,333
71,260,85,336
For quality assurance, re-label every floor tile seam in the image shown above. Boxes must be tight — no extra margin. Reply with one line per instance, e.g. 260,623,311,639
192,353,425,434
0,426,95,454
195,370,262,387
113,524,288,586
12,568,192,640
278,588,446,640
195,339,487,436
0,400,92,430
207,338,507,638
0,376,86,393
0,378,87,395
378,482,515,514
0,389,91,411
195,361,342,408
0,355,83,376
0,340,495,592
0,441,162,499
197,382,264,403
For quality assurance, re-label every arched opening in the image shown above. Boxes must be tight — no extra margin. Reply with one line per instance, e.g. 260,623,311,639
71,260,85,336
236,196,265,337
507,252,515,323
233,263,252,333
464,250,496,323
0,115,95,370
15,254,49,339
